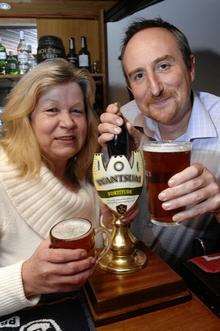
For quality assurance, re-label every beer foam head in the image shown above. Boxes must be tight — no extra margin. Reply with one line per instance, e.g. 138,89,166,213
142,141,191,153
51,218,91,240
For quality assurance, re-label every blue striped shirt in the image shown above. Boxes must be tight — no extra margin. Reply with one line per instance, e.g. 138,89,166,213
121,91,220,270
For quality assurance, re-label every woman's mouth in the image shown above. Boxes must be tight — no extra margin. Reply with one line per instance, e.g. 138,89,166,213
58,136,73,140
55,135,76,143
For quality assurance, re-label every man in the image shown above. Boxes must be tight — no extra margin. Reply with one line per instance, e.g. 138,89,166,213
98,18,220,272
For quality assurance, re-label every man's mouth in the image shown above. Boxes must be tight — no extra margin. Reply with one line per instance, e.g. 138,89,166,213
151,96,171,106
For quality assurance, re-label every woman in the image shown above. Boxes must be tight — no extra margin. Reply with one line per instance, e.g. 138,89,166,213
0,59,99,329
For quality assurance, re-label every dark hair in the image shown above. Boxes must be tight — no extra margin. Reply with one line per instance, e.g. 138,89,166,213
120,18,193,69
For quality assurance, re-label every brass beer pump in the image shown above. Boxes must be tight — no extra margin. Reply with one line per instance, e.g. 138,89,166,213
93,147,147,274
99,211,147,273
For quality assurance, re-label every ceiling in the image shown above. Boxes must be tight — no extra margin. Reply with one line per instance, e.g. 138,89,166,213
0,1,119,19
0,0,118,13
0,0,164,21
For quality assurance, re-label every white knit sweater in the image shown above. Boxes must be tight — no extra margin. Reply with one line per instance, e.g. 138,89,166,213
0,148,99,317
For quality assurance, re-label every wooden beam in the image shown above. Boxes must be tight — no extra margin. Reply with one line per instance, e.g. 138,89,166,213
105,0,165,22
0,1,118,19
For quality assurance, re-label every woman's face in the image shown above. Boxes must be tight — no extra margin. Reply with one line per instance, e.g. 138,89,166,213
31,81,87,168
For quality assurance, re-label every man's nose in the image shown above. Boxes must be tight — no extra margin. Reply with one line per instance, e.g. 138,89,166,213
147,73,163,97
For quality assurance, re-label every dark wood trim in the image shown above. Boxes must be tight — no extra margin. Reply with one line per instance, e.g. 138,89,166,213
104,0,165,22
0,1,117,20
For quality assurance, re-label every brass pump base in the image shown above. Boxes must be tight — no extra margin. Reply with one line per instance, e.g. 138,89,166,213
98,218,147,274
99,247,147,274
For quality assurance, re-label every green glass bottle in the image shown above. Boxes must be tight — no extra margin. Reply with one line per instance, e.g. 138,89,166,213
5,51,19,75
0,37,7,75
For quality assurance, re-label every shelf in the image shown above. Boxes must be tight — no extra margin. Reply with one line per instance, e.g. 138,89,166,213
0,73,103,80
0,74,22,80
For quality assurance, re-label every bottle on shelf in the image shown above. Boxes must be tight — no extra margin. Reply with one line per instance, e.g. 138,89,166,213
17,31,29,75
67,37,78,68
5,51,19,75
27,44,37,71
78,36,91,71
91,60,100,74
0,37,7,75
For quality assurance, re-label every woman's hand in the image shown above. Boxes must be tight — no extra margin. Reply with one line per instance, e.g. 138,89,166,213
158,163,220,222
22,239,96,299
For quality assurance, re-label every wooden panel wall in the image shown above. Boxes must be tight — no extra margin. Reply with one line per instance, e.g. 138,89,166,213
37,18,100,63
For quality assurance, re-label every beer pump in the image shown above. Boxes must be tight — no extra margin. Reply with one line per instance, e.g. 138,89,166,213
92,113,147,273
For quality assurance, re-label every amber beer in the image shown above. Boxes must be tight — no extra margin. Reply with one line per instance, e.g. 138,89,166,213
50,218,110,261
143,141,191,226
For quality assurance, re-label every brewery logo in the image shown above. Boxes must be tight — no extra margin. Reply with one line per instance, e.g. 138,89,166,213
114,161,124,172
19,319,61,331
0,316,20,328
0,317,62,330
93,151,144,213
116,204,127,214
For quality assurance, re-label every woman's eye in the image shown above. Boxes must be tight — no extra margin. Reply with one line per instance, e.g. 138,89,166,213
46,108,59,113
70,108,84,114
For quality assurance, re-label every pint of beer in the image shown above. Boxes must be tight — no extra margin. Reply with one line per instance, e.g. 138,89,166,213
143,141,191,226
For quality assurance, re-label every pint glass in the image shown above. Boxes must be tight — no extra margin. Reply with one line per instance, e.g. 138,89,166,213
143,141,191,226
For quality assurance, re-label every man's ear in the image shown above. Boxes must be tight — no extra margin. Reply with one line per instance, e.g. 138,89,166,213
126,85,134,101
190,54,196,82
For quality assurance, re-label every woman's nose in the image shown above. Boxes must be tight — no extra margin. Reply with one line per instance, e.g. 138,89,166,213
60,111,75,128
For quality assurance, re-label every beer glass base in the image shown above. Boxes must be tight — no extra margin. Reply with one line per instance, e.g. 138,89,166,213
150,218,180,227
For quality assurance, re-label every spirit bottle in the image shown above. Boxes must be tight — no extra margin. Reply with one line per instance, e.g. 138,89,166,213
17,31,29,74
67,37,78,68
27,44,37,71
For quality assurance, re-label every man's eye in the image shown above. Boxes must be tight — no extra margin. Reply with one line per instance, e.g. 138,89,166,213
157,62,171,71
131,71,145,83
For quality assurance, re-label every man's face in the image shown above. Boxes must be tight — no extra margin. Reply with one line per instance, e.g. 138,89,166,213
123,27,195,126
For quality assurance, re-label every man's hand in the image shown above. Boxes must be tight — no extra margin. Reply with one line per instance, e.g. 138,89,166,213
98,103,148,148
98,103,123,146
158,163,220,222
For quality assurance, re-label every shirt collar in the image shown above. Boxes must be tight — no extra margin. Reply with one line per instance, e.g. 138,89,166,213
125,92,217,141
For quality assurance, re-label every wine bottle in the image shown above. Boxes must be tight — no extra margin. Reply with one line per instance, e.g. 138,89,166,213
107,117,130,159
78,36,91,71
67,37,78,68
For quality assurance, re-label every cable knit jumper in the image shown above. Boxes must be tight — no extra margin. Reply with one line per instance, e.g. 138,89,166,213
0,148,99,317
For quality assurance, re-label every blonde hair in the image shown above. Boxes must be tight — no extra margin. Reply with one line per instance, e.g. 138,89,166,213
1,58,99,181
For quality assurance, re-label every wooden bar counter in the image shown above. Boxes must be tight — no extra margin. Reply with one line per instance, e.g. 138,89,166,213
84,244,219,330
97,295,219,330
